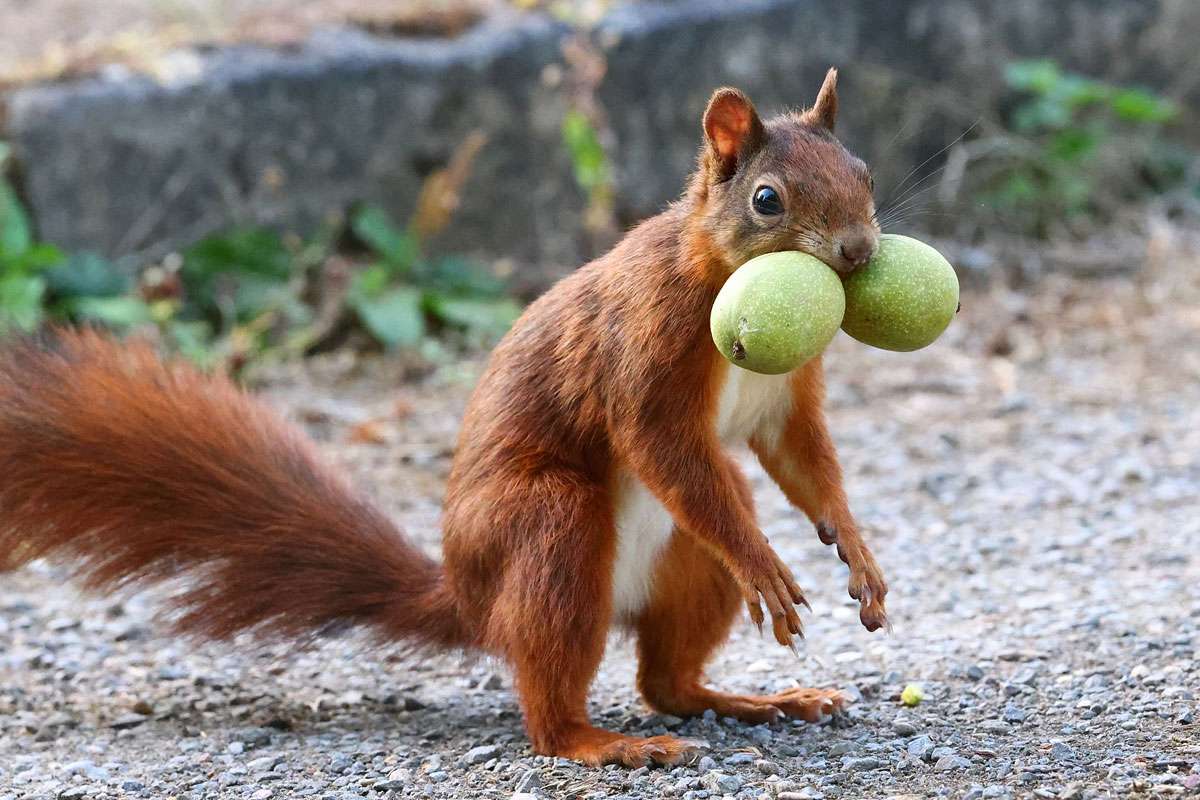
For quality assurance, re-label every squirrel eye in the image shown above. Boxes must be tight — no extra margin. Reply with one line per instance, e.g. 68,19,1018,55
752,185,784,216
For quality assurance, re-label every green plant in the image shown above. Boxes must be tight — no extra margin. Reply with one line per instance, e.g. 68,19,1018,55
562,110,609,197
968,60,1183,237
562,109,616,235
1,139,298,367
349,205,520,349
1,143,165,337
1,129,518,367
0,143,65,332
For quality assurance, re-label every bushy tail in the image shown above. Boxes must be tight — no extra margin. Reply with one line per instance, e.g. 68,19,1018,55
0,329,469,650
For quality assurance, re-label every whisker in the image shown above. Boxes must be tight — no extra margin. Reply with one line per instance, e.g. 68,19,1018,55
877,180,947,228
878,206,956,230
882,115,919,155
879,164,949,216
882,119,979,207
877,204,930,226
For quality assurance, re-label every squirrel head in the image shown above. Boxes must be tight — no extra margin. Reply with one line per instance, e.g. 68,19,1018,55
690,68,878,277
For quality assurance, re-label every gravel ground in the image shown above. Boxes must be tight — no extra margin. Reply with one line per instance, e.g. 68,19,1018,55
2,231,1200,800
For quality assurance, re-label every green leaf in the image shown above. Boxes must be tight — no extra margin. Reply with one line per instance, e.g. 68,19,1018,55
562,111,609,192
1048,127,1100,163
43,252,129,299
350,264,391,300
425,293,522,337
166,320,218,368
351,285,425,348
68,295,154,329
181,229,296,327
423,255,506,297
182,228,294,316
18,243,66,271
1005,60,1061,95
0,273,46,332
352,206,418,272
1052,74,1108,110
0,178,32,257
184,229,292,280
1109,89,1177,123
1012,97,1073,133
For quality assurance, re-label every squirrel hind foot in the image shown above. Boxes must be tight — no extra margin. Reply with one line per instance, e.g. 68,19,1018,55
540,724,706,768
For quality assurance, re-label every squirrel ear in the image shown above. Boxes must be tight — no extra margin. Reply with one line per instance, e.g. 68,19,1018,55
803,67,839,132
702,88,765,181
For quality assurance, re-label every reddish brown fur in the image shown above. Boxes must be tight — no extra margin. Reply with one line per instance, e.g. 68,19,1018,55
0,70,887,767
0,331,466,649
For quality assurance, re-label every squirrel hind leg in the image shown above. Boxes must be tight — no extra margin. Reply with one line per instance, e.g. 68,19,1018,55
483,469,698,767
635,530,845,725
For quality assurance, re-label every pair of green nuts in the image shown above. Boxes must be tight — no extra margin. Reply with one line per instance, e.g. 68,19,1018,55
711,235,961,374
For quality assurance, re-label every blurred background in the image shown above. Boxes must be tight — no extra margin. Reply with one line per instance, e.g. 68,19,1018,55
0,0,1196,365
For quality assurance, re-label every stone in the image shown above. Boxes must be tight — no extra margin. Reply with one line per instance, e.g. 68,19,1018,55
778,790,824,800
755,759,784,776
514,770,542,792
935,755,971,771
907,735,935,759
703,772,742,795
109,713,149,729
62,761,108,781
1002,704,1027,723
1050,742,1076,761
247,756,280,772
238,728,274,748
460,745,501,766
4,15,581,289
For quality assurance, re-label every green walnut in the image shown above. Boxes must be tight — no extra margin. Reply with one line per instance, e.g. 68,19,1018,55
710,251,846,375
841,234,960,352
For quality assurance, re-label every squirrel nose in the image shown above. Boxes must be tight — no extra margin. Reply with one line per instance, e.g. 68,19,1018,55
839,234,877,267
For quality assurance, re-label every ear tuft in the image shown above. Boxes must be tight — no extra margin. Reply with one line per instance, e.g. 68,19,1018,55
702,88,764,181
803,67,839,132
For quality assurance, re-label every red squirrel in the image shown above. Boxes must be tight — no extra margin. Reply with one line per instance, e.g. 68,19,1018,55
0,68,888,768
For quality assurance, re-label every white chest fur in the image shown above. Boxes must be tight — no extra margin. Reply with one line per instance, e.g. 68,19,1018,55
609,367,794,618
713,367,794,448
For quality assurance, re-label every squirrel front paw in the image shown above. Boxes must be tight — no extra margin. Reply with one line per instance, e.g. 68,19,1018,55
845,548,889,632
818,520,889,632
736,549,810,650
